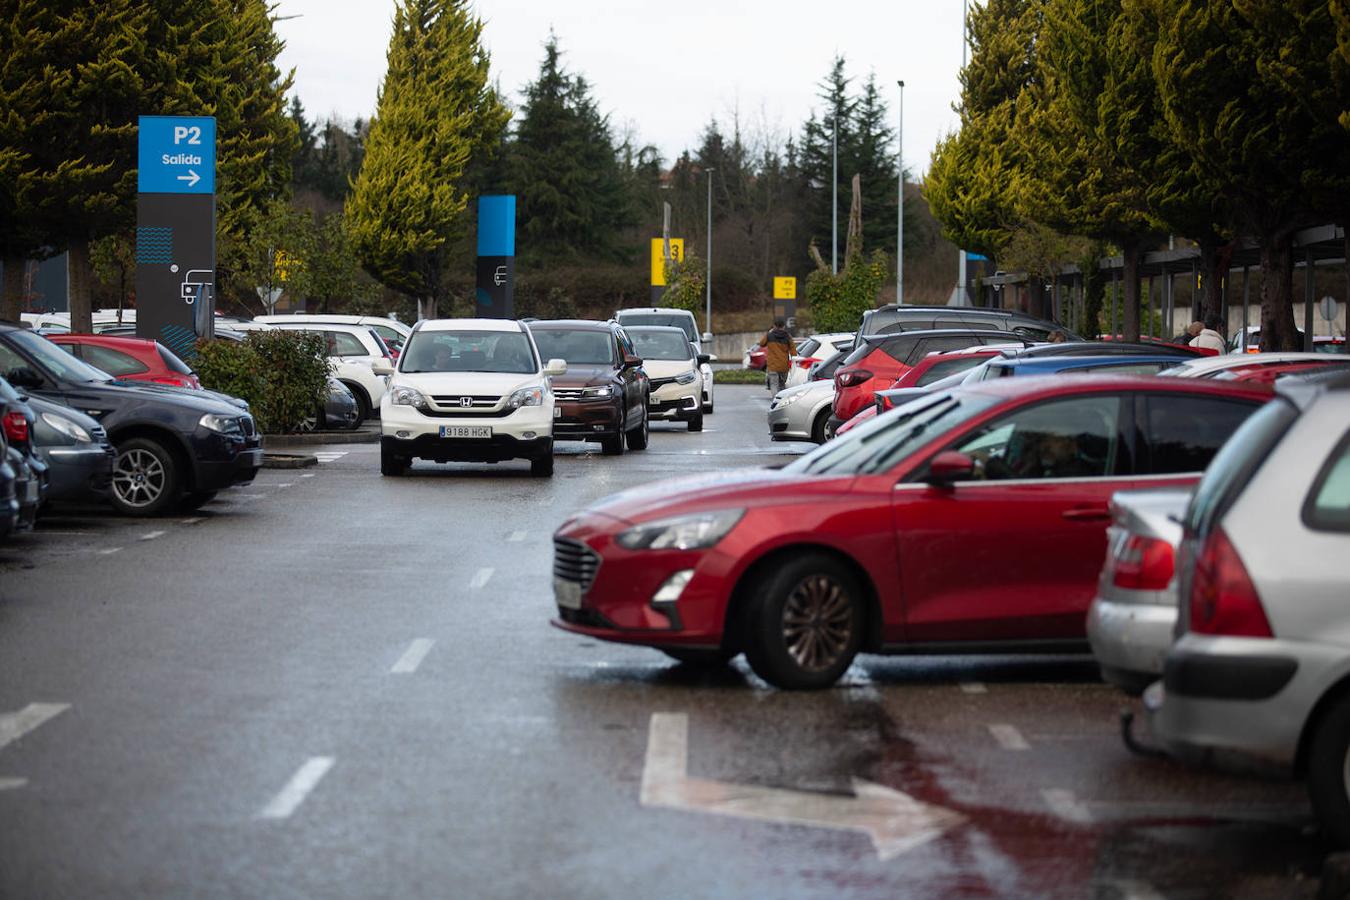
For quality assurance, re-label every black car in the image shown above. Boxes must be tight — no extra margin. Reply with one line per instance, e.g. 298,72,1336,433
0,323,262,516
0,377,50,527
526,319,650,455
27,393,116,503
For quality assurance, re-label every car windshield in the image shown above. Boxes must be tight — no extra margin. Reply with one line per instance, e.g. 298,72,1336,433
785,391,1000,476
399,331,538,374
629,329,692,360
5,329,113,383
530,329,616,366
618,313,697,342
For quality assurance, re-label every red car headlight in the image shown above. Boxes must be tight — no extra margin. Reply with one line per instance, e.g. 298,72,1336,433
615,509,745,550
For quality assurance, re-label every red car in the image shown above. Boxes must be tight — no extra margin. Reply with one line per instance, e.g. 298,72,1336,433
832,329,1024,429
48,335,201,390
552,375,1271,688
744,344,767,370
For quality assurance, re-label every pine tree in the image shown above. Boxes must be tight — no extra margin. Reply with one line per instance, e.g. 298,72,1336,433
797,57,857,269
847,75,900,265
346,0,509,318
505,36,630,262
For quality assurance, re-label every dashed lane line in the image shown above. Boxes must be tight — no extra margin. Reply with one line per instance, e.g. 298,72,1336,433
258,757,335,820
470,568,494,589
0,777,28,791
180,517,204,526
139,530,166,541
507,531,528,542
389,638,435,674
988,724,1030,751
959,682,988,694
98,547,123,556
0,703,70,752
1042,788,1093,824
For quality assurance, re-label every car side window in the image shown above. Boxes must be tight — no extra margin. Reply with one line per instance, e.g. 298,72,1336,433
1144,395,1260,474
1303,431,1350,532
78,344,150,377
329,331,367,357
0,341,30,377
951,395,1123,480
916,357,984,386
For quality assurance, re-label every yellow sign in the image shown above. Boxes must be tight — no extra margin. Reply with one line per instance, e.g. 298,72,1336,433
650,238,685,286
773,276,797,300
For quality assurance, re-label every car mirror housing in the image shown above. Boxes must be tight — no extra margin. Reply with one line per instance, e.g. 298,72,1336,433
371,360,395,377
545,358,568,377
701,331,713,344
696,354,711,366
621,354,643,369
926,450,975,486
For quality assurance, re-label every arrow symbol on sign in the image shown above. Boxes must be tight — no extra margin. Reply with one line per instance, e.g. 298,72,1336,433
640,713,965,860
177,169,201,188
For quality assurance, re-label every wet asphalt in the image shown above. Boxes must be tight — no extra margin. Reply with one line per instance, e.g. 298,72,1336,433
0,384,1329,898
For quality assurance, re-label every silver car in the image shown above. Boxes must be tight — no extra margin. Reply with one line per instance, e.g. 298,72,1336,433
767,379,835,444
1145,372,1350,843
1086,488,1190,694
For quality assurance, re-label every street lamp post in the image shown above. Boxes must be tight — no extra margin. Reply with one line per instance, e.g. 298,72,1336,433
705,167,715,335
897,80,905,305
956,0,968,305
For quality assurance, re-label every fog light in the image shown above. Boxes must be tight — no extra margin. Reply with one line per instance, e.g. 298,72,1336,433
522,431,536,439
592,424,605,431
653,569,694,604
396,430,411,438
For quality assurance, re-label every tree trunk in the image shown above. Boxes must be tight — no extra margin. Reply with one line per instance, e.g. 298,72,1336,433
1122,242,1142,343
68,239,95,334
1,256,25,323
1258,232,1299,351
844,174,862,263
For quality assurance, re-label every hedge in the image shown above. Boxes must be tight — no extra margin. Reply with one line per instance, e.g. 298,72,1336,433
195,330,330,434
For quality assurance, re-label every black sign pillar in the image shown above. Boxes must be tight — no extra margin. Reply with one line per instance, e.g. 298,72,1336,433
475,196,516,319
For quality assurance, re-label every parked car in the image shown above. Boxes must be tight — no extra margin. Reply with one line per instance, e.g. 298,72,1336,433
768,350,853,444
0,426,17,540
625,326,707,432
0,323,262,515
1144,372,1350,843
744,343,767,371
48,334,201,390
257,313,411,358
0,384,47,529
785,333,855,388
377,318,565,477
858,305,1076,341
1086,488,1191,694
26,392,116,504
297,376,360,433
614,308,715,413
831,329,1034,432
976,354,1187,379
553,375,1270,688
527,320,650,455
1161,351,1349,380
269,321,394,422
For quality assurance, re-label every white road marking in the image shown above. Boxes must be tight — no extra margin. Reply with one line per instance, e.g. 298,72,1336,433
180,517,204,526
640,713,965,860
1042,788,1093,824
274,483,293,488
301,473,316,478
470,567,494,589
0,703,70,751
1107,879,1166,900
97,547,122,556
0,777,28,790
507,531,528,542
313,451,348,464
258,756,335,820
988,724,1030,751
390,638,435,674
959,682,988,694
139,530,166,541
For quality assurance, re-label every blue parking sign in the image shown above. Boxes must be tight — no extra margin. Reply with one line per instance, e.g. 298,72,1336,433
138,116,216,194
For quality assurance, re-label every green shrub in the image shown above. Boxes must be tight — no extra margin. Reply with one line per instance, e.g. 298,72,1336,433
195,330,330,434
806,250,889,333
714,368,769,384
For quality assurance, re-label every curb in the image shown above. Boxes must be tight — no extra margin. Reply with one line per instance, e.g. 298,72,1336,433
263,429,380,447
262,453,318,470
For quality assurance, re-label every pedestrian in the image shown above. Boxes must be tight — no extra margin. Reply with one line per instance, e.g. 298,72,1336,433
1189,314,1227,353
760,317,797,394
1173,321,1203,344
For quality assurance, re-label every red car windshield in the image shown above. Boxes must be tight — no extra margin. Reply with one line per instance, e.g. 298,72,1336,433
786,392,999,477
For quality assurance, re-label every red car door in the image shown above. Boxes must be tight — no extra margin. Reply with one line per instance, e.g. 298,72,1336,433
892,393,1140,643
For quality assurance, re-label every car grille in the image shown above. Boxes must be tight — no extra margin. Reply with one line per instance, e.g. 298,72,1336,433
649,376,676,390
239,416,256,438
553,537,601,591
430,394,501,411
553,388,586,401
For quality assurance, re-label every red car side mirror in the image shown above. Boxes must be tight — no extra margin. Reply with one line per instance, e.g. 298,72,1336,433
926,450,975,486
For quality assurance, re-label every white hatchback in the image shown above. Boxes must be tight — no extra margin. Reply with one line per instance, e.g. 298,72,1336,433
270,321,394,423
625,326,706,432
377,319,565,477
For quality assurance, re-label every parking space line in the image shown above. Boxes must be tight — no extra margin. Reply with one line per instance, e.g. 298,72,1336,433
140,530,166,541
301,473,316,478
0,703,70,751
180,517,204,526
0,777,28,791
470,567,494,589
274,483,293,489
959,682,988,694
258,756,335,820
507,531,528,542
98,547,123,556
988,724,1030,751
390,638,435,674
1041,788,1092,824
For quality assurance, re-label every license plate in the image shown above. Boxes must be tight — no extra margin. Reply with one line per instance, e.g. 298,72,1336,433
440,426,492,439
239,448,264,468
554,406,561,418
554,577,582,610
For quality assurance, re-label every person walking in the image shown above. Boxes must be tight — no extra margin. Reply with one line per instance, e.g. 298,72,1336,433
761,317,797,394
1189,314,1227,353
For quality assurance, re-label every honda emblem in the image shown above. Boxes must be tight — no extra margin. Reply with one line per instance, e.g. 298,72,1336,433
460,397,473,408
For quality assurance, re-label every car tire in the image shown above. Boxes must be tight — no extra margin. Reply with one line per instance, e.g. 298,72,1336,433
687,411,704,432
600,432,625,456
823,417,839,441
178,491,217,512
1307,696,1350,847
742,553,865,690
811,409,831,444
662,647,736,667
530,454,554,478
380,445,409,477
110,437,183,517
626,410,649,450
343,382,370,427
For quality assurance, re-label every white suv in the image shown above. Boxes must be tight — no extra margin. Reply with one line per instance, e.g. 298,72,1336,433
270,321,394,424
258,313,411,355
626,326,706,432
614,308,716,413
376,319,566,477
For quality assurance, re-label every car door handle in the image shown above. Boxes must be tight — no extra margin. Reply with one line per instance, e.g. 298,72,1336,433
1062,506,1111,522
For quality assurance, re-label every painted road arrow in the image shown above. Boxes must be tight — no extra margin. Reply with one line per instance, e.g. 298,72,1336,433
177,169,201,188
640,712,965,860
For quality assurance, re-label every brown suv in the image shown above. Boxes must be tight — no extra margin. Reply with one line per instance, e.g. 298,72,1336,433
526,320,650,455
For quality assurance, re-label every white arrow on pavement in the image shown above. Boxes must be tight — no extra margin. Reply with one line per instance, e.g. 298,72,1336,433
0,702,70,752
176,169,201,187
640,712,965,861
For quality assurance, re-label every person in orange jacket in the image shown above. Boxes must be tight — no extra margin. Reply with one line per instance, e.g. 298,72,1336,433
761,317,797,393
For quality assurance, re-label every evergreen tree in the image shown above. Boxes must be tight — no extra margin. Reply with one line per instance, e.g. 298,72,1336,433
346,0,509,318
506,36,630,262
847,75,900,265
797,57,857,269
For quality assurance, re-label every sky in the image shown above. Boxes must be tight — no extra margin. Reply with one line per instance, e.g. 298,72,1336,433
274,1,968,178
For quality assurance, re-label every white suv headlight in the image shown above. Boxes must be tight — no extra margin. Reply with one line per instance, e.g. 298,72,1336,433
615,509,745,551
390,385,429,409
507,385,545,409
674,369,698,385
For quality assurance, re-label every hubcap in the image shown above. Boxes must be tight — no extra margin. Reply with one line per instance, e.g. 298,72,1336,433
298,413,318,433
781,574,853,672
113,448,166,508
